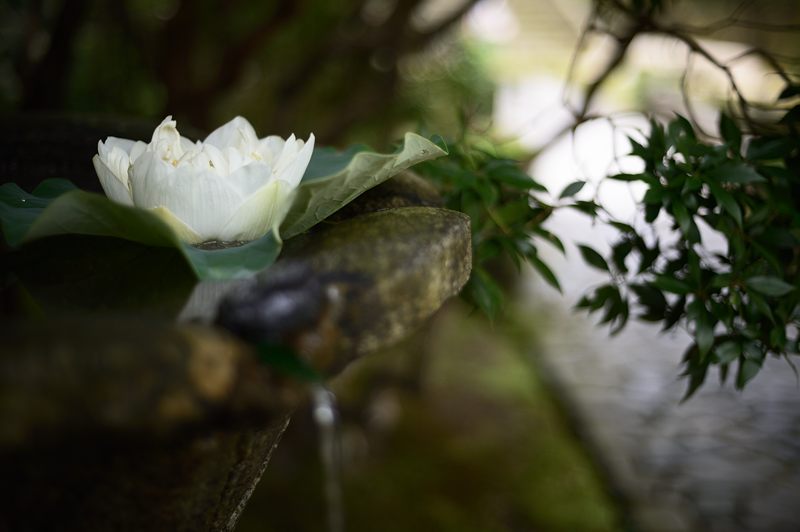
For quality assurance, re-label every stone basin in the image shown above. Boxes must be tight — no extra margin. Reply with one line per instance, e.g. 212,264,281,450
0,118,472,531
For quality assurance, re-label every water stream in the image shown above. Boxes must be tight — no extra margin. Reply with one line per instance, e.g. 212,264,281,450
311,385,344,532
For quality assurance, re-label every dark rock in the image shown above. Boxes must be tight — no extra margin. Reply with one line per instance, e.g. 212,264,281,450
218,206,472,373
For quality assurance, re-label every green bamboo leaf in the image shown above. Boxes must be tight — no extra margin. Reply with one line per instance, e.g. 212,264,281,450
281,132,447,238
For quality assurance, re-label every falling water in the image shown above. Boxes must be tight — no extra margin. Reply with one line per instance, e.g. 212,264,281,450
312,385,344,532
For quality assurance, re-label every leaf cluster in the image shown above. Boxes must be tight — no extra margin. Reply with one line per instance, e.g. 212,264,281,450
415,139,561,319
578,101,800,397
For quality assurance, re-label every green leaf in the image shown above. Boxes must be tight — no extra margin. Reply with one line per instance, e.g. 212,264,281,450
663,295,686,331
636,239,660,274
630,283,667,318
529,254,562,293
680,344,707,401
708,182,742,226
668,114,696,142
484,159,543,190
609,221,636,233
648,119,666,158
672,200,692,234
559,180,586,199
532,227,566,254
10,235,196,316
496,199,534,226
611,240,633,273
281,132,447,238
468,268,504,320
736,358,762,389
302,144,369,182
474,177,499,205
718,114,741,152
694,308,714,358
608,173,650,182
643,187,664,205
629,138,649,159
708,163,766,184
715,341,741,365
745,276,796,297
746,137,795,161
756,165,793,183
652,275,692,294
577,244,609,271
0,181,282,280
569,200,600,216
748,291,775,324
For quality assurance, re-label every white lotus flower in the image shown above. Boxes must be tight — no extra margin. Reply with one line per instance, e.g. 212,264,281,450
92,115,314,244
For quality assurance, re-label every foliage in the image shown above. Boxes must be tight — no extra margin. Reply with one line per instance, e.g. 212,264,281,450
415,138,561,319
577,103,800,397
418,93,800,395
2,0,480,144
282,133,446,238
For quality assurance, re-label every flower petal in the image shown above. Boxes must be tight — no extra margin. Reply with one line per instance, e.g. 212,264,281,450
257,135,285,165
129,140,148,163
204,116,259,151
92,154,133,205
100,136,136,156
227,161,273,197
274,134,299,176
129,150,243,241
104,146,133,182
275,133,315,187
149,116,186,161
149,206,203,244
218,180,293,242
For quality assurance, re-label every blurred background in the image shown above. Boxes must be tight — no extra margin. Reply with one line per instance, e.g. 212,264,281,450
3,0,800,530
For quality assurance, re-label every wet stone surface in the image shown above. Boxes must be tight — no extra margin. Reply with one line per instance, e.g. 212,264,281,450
527,288,800,532
522,208,800,532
